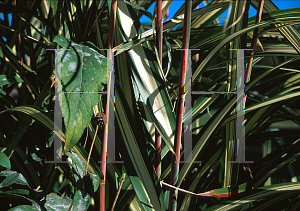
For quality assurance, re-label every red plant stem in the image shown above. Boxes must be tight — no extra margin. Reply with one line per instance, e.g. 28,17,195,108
245,0,264,83
100,0,117,211
169,1,191,210
155,130,161,178
155,0,162,179
68,201,74,211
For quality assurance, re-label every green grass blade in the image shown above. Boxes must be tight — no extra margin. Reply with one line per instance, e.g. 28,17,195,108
116,82,165,211
117,0,176,153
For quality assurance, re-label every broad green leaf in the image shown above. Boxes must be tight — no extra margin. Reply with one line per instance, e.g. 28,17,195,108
8,205,38,211
44,193,72,211
0,173,19,187
53,35,107,153
89,173,100,192
71,190,90,211
0,75,23,86
66,151,85,179
67,144,103,180
0,151,11,169
0,170,30,188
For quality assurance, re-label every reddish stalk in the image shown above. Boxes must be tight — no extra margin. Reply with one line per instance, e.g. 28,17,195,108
155,0,163,179
169,1,191,210
155,130,161,178
68,201,74,211
245,0,264,83
100,0,117,210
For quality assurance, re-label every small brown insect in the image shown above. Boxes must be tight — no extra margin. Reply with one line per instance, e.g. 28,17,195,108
95,112,107,126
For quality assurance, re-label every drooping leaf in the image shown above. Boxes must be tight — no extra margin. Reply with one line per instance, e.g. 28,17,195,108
0,170,30,188
44,193,72,211
0,151,11,169
0,173,19,187
53,35,108,153
72,144,104,180
89,173,100,192
71,190,90,211
66,151,85,179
